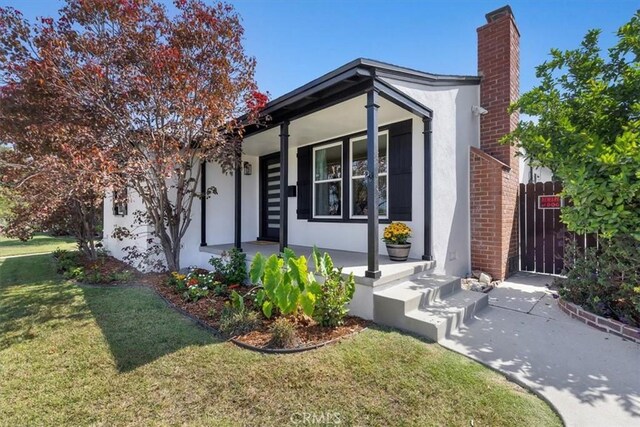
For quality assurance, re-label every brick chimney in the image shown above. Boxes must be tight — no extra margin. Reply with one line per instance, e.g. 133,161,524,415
470,5,520,280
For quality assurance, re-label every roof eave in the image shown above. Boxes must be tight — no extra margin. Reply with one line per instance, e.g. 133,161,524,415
262,58,480,114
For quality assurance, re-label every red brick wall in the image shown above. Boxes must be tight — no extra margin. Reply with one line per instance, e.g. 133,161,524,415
470,7,520,280
470,148,512,279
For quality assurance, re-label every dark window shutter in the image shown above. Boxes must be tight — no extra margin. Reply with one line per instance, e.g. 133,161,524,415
388,119,412,221
297,145,312,219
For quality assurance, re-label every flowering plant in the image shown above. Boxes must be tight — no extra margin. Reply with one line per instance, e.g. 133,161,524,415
168,269,222,301
169,271,188,292
183,285,210,302
382,222,412,245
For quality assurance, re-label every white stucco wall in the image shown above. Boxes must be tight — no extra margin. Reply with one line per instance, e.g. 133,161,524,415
102,188,153,270
103,156,259,270
378,79,480,277
178,156,259,268
104,82,480,278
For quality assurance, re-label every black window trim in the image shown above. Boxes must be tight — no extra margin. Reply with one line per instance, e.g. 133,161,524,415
300,118,412,224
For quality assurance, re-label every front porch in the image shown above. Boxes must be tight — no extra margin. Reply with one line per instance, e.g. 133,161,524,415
199,59,438,282
200,242,435,286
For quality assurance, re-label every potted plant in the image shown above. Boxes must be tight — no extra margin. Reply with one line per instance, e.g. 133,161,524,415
383,222,412,261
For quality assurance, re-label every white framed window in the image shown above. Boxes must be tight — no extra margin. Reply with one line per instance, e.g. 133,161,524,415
349,132,388,219
312,141,342,218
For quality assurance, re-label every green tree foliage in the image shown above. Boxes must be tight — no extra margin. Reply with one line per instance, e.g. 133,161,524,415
505,11,640,239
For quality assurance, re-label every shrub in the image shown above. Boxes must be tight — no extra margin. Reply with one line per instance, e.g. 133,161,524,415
52,248,69,260
183,285,209,302
82,267,105,284
63,266,85,281
53,250,81,274
250,248,322,319
312,249,355,327
557,235,640,327
169,272,188,293
218,304,260,337
269,317,298,348
168,269,221,300
109,270,134,283
209,248,247,285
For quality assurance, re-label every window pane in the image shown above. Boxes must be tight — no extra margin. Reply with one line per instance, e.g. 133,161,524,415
352,139,367,177
315,144,342,181
352,134,387,176
315,182,341,216
352,176,387,217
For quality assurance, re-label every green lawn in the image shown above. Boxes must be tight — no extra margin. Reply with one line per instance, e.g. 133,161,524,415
0,253,561,426
0,233,76,258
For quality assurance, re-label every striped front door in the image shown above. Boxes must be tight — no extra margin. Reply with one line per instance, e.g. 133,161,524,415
260,153,281,241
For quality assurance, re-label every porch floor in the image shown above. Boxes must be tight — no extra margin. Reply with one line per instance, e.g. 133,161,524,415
199,242,435,286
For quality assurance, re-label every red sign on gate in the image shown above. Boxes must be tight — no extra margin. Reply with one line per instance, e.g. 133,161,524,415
538,195,563,209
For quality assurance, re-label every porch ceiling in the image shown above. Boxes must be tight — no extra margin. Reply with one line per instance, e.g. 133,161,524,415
243,94,414,157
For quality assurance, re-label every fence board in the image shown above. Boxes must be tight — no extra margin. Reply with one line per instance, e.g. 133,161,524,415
534,182,545,272
519,183,527,271
524,183,536,270
543,181,555,273
518,180,596,274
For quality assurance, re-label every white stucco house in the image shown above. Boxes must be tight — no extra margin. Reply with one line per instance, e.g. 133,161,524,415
104,6,522,334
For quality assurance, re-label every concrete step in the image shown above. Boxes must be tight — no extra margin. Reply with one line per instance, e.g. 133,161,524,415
373,274,488,342
404,291,488,341
350,259,436,287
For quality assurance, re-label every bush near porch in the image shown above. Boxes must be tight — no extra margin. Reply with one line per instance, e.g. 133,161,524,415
161,247,360,349
0,248,561,426
506,12,640,328
557,236,640,327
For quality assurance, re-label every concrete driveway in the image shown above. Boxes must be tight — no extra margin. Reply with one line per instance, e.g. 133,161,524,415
440,272,640,427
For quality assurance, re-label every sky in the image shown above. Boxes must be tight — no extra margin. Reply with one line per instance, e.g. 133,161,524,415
1,0,638,99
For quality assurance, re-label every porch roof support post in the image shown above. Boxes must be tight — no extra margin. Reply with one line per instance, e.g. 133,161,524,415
200,161,207,247
365,87,381,279
279,121,289,253
234,152,242,251
422,117,433,261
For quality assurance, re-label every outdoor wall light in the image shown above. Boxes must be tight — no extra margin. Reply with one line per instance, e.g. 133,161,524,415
243,161,252,175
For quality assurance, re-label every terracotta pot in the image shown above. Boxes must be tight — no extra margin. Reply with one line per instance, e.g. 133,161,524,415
386,243,411,261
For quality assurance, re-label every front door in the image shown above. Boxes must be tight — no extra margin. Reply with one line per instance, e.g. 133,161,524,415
259,153,281,241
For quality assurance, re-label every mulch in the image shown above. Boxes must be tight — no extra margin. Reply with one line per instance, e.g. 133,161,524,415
234,316,368,350
78,255,369,351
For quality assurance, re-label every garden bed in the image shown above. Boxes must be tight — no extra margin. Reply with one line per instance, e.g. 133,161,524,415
231,316,368,352
150,277,368,351
53,249,139,284
59,246,368,352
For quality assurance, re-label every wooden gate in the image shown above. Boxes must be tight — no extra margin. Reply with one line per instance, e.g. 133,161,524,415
519,181,597,274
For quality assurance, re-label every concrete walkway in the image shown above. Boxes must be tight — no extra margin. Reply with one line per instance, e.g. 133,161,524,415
440,272,640,427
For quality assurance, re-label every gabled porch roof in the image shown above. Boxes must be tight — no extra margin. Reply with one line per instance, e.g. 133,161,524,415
203,59,476,280
244,58,481,137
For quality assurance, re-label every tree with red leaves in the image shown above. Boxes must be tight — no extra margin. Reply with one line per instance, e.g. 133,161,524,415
0,0,267,269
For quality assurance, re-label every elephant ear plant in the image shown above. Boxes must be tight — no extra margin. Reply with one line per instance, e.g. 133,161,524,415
249,248,322,318
245,247,356,326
